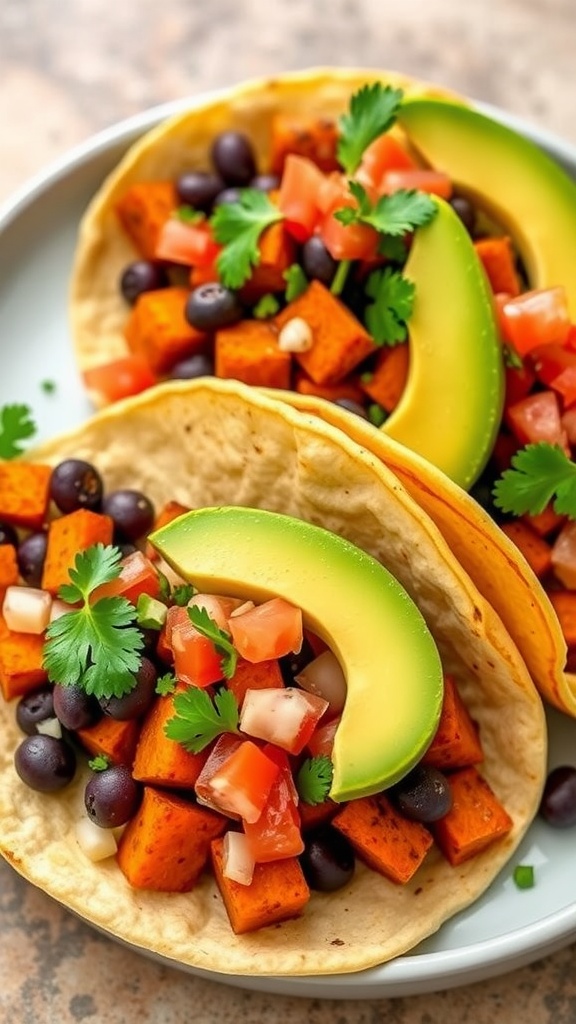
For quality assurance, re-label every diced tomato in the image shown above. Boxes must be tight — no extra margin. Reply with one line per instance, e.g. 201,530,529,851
228,597,303,663
277,154,325,242
154,218,220,266
506,390,569,451
306,714,341,758
356,133,417,191
91,550,161,604
239,686,328,755
195,736,280,823
320,208,379,262
551,522,576,588
243,746,303,862
83,356,157,406
564,325,576,352
169,605,224,688
504,362,537,409
501,287,571,357
379,168,452,199
550,366,576,408
491,431,520,473
529,344,576,387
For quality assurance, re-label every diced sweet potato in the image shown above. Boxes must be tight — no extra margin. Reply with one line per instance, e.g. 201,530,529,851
215,320,292,389
275,281,376,385
359,344,409,412
500,520,553,578
41,509,114,595
145,500,191,560
0,463,52,530
298,797,339,832
240,222,296,303
548,590,576,647
422,675,484,771
124,287,208,375
76,716,140,766
332,793,433,884
114,181,177,260
270,113,340,175
226,658,284,706
294,370,366,405
132,691,209,788
211,835,310,933
523,504,566,538
432,766,513,865
0,544,19,595
0,617,48,700
474,236,521,297
117,787,226,891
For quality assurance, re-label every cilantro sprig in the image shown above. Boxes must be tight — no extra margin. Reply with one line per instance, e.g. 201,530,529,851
335,181,437,238
493,442,576,519
165,687,239,753
0,404,37,459
211,189,283,290
364,267,415,346
337,83,404,175
188,605,238,679
43,544,144,700
296,755,334,805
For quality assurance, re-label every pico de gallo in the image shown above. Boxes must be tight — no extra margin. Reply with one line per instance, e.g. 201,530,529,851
0,449,522,934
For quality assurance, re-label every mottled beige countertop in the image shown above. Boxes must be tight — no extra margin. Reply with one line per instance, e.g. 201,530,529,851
1,0,576,1021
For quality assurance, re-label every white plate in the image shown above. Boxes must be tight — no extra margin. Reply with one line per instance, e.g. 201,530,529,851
1,94,576,1000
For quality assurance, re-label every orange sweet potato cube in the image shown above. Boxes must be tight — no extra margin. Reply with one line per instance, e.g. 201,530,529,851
474,236,521,297
547,590,576,647
500,520,553,578
215,320,292,389
422,675,484,771
294,370,366,405
76,716,140,766
0,616,48,700
240,222,296,302
211,836,310,933
0,544,19,595
114,181,177,260
332,793,433,884
41,509,114,595
124,287,208,375
275,280,376,385
132,691,209,788
432,766,513,866
359,343,409,412
270,113,340,175
0,462,52,530
117,787,226,892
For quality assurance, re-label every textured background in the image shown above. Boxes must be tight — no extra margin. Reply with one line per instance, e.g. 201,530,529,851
1,0,576,1021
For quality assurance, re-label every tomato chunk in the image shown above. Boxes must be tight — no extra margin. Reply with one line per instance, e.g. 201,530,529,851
83,356,157,405
169,605,224,688
243,747,303,862
501,286,572,356
356,133,417,191
228,597,303,663
92,550,161,604
551,522,576,589
195,736,280,823
379,168,452,198
505,390,569,451
277,155,325,242
239,686,328,755
154,218,220,266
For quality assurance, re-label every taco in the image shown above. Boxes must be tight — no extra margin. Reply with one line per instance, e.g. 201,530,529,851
0,379,545,976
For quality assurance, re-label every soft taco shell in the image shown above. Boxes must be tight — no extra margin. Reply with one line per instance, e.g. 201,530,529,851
0,380,545,976
69,66,459,374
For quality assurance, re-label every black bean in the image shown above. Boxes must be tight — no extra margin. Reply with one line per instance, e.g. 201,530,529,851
391,764,453,823
211,131,257,186
102,489,155,542
50,459,103,514
300,826,355,892
185,283,244,332
14,734,76,792
539,765,576,827
120,260,169,305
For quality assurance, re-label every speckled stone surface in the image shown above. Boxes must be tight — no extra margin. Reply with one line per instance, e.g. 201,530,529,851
1,1,576,1020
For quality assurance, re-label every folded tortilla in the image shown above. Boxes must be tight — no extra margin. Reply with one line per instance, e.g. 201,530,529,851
0,379,545,976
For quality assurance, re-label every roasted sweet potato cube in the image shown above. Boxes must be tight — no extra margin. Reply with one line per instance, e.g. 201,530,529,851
332,793,433,884
548,590,576,647
474,236,521,297
294,370,366,405
0,544,19,595
211,836,310,933
275,281,376,385
299,797,339,832
215,320,292,389
227,658,284,706
359,343,409,412
41,509,114,595
523,504,565,537
114,181,177,260
422,675,484,770
117,787,226,891
270,113,340,175
0,617,48,701
432,766,513,866
124,287,208,375
0,462,52,530
76,716,140,766
132,692,209,788
500,520,553,579
240,222,296,302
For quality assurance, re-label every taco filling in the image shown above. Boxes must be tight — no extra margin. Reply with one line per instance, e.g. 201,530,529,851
0,380,545,975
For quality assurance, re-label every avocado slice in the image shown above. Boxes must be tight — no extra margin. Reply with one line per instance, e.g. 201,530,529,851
150,506,444,802
381,197,504,490
398,97,576,318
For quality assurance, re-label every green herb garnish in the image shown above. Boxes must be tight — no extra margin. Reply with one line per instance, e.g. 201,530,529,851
165,687,239,753
171,582,197,606
335,181,437,238
188,605,238,679
513,864,535,890
41,379,57,395
337,83,404,175
364,267,415,346
367,403,388,427
253,293,280,319
88,754,111,772
211,189,283,290
175,205,205,224
0,404,37,459
493,442,576,519
43,544,144,699
296,755,334,805
156,672,177,696
284,263,309,302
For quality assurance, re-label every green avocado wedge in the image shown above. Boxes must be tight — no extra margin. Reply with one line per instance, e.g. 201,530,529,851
398,97,576,318
150,506,444,803
381,197,504,490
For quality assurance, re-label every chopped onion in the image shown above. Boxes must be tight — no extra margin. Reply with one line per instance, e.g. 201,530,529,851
2,586,52,634
50,599,71,622
222,831,255,886
295,650,347,714
240,686,328,754
552,521,576,588
74,817,118,862
278,316,314,353
229,600,255,618
188,593,230,631
36,717,62,739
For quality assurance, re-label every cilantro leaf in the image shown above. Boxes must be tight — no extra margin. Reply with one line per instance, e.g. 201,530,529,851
211,189,283,290
253,293,280,319
493,442,576,518
88,754,111,772
284,263,309,302
43,544,144,700
337,83,404,175
188,605,238,679
0,404,37,459
175,205,205,224
296,755,333,805
165,687,239,753
364,267,415,345
156,672,177,696
336,182,437,237
171,582,196,606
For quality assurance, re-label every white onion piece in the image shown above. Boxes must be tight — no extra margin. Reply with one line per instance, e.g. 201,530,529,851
188,593,229,630
74,818,118,862
229,600,255,618
2,586,52,634
295,650,347,714
49,599,71,622
240,687,328,752
551,521,576,588
36,717,62,739
222,831,255,886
